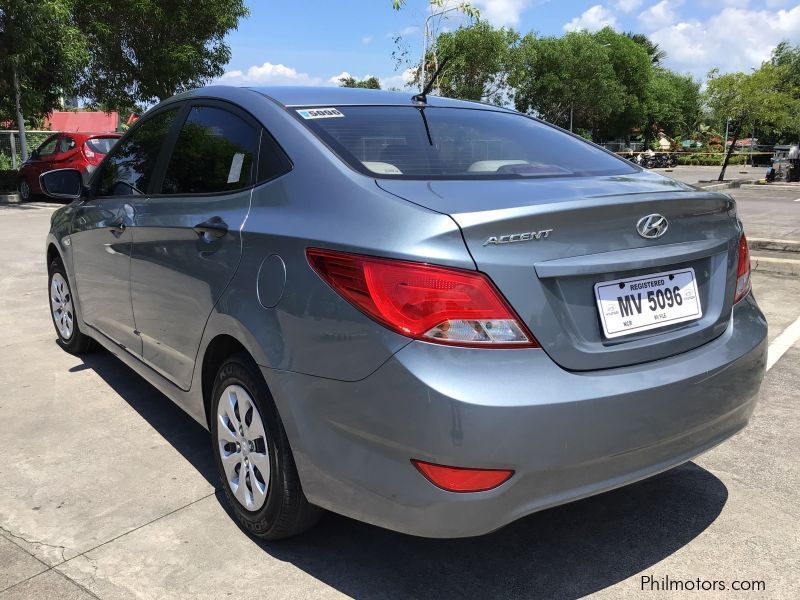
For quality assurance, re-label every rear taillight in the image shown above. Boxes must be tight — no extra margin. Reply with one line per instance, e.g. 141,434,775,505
734,233,751,304
83,143,95,159
306,248,538,348
412,460,514,492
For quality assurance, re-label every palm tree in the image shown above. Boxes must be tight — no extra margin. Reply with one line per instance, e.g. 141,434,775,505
625,32,667,66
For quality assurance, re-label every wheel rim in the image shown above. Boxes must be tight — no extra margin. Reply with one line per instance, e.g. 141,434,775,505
216,384,270,511
50,273,74,340
20,180,30,200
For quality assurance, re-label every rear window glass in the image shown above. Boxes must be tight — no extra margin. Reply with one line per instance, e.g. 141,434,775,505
85,137,118,154
296,106,636,180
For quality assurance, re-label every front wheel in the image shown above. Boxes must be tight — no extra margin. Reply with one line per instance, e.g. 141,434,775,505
48,259,95,354
19,178,31,202
210,353,322,539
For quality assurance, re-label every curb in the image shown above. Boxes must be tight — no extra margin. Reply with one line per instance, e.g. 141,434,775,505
0,193,21,204
696,178,762,191
749,238,800,253
750,255,800,277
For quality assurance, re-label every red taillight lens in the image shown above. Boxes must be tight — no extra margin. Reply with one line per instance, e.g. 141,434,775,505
734,233,751,304
83,143,95,159
412,460,514,492
306,248,538,348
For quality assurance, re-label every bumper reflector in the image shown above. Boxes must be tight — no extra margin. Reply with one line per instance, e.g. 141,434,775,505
412,460,514,492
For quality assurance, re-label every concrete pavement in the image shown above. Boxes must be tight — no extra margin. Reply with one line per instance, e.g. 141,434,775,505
1,202,799,599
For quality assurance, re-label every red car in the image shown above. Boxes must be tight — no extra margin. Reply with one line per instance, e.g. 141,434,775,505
18,132,121,201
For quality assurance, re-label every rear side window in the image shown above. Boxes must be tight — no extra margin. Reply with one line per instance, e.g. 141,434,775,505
161,106,258,194
85,137,117,155
257,130,292,183
97,109,177,196
297,106,636,180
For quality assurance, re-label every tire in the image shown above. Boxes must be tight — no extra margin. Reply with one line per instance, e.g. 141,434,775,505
48,258,95,354
210,353,322,540
19,178,32,202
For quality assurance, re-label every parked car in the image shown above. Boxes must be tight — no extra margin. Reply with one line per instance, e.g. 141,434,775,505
18,132,120,201
42,86,767,540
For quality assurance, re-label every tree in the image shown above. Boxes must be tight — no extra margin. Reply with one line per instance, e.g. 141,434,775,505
642,68,701,146
511,31,626,137
73,0,248,110
423,21,519,105
0,0,88,160
624,32,666,66
706,64,799,180
338,75,381,89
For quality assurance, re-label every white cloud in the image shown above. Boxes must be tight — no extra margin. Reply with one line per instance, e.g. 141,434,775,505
218,62,321,86
616,0,643,12
638,0,682,30
380,68,416,91
648,5,800,79
563,4,618,32
361,35,374,45
327,71,352,85
473,0,532,27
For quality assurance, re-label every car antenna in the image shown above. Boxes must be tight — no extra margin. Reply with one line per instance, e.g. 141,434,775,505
412,56,450,104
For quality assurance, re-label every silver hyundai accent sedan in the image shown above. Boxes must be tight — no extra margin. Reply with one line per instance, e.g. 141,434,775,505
42,86,767,539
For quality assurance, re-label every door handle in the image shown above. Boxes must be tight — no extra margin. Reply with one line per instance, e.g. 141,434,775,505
194,217,228,239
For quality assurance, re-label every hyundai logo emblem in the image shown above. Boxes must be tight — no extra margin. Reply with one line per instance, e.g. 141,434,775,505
636,214,669,239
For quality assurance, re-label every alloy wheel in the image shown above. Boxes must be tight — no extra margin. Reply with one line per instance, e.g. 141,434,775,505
216,385,270,511
19,179,30,201
50,273,74,340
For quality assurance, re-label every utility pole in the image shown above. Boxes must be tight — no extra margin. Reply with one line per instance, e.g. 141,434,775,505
569,104,573,132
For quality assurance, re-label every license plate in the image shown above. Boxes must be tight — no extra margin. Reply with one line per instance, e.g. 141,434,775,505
594,268,702,339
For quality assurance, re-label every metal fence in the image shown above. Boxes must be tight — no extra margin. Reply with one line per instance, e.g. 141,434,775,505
0,130,54,170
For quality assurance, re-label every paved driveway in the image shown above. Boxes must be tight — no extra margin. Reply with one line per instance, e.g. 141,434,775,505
1,202,798,599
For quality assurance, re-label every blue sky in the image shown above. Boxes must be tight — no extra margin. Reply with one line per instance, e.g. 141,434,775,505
218,1,800,89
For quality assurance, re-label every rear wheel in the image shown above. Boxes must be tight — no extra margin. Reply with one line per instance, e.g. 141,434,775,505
210,353,322,539
48,259,95,354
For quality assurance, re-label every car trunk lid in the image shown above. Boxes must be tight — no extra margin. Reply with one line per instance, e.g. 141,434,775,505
377,171,741,370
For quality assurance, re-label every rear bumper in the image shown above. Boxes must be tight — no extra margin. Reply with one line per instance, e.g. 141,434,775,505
264,295,767,538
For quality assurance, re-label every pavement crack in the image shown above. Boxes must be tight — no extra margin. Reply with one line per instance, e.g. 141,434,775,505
0,523,67,564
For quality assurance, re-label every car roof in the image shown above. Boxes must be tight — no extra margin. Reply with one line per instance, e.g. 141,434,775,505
176,85,516,112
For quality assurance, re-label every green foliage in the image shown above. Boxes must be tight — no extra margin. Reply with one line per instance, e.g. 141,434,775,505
643,68,702,143
426,21,519,104
510,27,655,138
339,75,381,89
0,0,88,121
624,33,666,66
73,0,249,109
0,169,18,191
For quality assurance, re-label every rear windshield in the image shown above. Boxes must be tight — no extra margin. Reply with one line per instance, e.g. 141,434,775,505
296,106,637,180
85,137,118,155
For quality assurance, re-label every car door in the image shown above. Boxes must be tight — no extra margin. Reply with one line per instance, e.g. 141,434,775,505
70,108,179,354
129,102,261,390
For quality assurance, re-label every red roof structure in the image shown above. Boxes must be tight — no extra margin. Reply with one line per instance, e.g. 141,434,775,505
44,111,118,132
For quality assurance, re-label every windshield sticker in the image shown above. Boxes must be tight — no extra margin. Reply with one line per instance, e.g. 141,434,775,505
296,108,344,120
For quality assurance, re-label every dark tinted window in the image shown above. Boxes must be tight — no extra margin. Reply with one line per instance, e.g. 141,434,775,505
257,130,292,183
85,137,118,155
97,109,176,196
298,106,636,179
161,106,257,194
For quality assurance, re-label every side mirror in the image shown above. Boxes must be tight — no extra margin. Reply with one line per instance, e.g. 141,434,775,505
40,168,85,200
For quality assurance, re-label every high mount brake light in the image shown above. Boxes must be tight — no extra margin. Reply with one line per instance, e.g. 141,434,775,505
411,460,514,492
306,248,539,348
734,233,751,304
